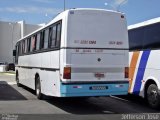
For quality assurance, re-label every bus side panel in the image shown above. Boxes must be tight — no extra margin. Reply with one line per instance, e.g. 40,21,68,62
40,70,60,96
129,51,142,94
18,53,42,90
17,51,61,96
17,67,36,90
141,50,160,97
18,67,27,86
129,50,160,97
38,51,60,96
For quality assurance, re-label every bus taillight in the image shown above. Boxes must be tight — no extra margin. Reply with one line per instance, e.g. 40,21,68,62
63,67,71,79
125,67,129,78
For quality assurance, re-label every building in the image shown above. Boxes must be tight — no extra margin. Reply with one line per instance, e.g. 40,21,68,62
0,21,42,63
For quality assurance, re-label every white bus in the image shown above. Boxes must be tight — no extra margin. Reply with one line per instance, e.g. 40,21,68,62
128,17,160,108
14,8,129,99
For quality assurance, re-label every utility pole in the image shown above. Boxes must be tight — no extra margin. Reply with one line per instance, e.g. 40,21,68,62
64,0,66,11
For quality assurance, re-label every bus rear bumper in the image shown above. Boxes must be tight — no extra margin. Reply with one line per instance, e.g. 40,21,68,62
60,82,129,97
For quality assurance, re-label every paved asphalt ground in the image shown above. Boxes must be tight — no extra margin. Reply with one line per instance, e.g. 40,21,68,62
0,73,159,120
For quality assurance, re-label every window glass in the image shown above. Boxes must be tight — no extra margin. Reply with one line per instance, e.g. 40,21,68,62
56,23,61,47
143,23,160,49
17,20,62,55
44,29,49,49
15,45,19,64
19,42,22,55
48,27,52,48
128,27,144,50
24,39,27,53
51,26,57,48
36,33,40,50
27,37,31,52
30,36,35,52
22,40,25,54
18,42,21,55
40,31,45,49
30,35,37,51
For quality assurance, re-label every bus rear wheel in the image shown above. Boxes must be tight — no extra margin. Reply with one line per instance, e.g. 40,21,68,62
36,77,43,100
147,84,160,109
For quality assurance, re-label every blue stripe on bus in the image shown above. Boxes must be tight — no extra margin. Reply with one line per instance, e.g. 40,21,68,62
133,50,150,95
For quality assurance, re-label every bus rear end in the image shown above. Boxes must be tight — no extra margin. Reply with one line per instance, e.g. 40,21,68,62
60,9,129,97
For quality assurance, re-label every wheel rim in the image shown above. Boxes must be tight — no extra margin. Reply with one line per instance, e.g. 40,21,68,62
148,89,158,105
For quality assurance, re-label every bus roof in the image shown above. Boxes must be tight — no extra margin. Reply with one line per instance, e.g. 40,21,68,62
17,8,123,42
128,17,160,30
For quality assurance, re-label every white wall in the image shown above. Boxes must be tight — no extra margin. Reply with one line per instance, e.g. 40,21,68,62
0,21,42,63
25,23,41,36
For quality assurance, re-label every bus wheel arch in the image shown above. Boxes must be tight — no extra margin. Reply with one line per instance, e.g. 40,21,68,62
144,79,160,109
16,70,21,87
35,73,39,89
35,73,43,99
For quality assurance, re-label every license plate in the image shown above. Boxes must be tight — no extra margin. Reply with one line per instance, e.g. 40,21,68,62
90,86,108,90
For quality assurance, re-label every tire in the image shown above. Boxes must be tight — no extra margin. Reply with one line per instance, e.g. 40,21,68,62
16,72,21,87
146,84,160,109
36,77,43,100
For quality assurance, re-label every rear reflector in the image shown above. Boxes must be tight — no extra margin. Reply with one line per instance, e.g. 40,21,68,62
125,67,129,78
63,67,71,79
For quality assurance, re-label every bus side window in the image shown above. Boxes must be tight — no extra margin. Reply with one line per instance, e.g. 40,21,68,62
22,40,25,54
30,37,33,52
49,27,52,48
50,25,57,48
27,37,31,53
34,35,37,51
143,23,160,49
40,31,45,49
36,33,41,50
20,41,23,55
56,23,61,48
129,28,143,51
31,35,37,51
24,39,27,53
18,43,20,56
44,29,49,49
15,44,19,64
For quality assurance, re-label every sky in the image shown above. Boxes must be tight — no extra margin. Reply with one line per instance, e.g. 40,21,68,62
0,0,159,25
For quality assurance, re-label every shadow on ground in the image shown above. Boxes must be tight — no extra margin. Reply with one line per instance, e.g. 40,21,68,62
0,81,27,100
44,95,159,115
